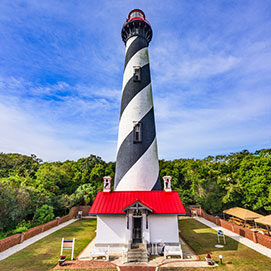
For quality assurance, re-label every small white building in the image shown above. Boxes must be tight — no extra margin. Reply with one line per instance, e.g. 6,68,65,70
89,177,186,254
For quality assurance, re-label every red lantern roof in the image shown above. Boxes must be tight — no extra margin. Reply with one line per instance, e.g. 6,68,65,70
89,190,186,215
125,9,150,25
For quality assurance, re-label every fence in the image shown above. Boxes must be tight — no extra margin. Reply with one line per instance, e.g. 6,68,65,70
187,206,271,250
0,205,91,252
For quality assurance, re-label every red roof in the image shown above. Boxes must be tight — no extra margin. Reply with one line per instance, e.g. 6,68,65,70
89,191,186,215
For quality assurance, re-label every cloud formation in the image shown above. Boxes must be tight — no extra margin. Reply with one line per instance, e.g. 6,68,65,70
0,1,270,161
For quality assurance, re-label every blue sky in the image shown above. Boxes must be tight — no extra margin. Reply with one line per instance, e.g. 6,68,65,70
0,0,270,162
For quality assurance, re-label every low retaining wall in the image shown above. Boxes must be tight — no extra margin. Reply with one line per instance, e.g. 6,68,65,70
187,206,271,250
77,205,92,216
0,205,91,252
0,234,21,253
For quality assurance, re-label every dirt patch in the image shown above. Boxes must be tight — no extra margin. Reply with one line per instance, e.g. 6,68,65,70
120,267,155,271
54,260,117,270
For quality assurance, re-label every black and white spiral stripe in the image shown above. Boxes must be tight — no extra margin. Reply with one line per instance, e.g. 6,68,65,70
114,36,160,191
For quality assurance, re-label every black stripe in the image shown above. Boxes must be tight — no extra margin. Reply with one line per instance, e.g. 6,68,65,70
125,36,148,69
114,108,156,189
120,64,150,118
151,174,161,190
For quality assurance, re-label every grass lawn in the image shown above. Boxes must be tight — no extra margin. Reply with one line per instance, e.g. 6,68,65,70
1,217,270,271
162,217,271,271
0,219,115,271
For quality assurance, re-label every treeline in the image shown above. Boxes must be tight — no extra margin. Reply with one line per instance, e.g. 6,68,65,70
0,149,270,235
160,149,271,215
0,154,115,235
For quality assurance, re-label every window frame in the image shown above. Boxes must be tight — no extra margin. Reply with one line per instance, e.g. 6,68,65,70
133,66,141,82
133,121,142,143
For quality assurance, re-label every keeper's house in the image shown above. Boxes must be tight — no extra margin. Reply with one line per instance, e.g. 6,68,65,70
89,177,186,253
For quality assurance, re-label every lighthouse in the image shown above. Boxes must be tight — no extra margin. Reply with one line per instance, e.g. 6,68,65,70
114,9,160,191
89,10,186,261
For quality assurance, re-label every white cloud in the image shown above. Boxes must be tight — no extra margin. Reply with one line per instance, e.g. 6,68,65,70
0,1,270,162
0,102,117,162
155,87,271,159
0,76,120,162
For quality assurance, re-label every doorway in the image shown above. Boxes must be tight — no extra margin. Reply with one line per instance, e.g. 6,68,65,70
132,217,142,243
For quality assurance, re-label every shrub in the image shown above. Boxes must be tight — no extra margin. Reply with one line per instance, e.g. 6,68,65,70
33,204,54,225
17,219,32,229
13,226,28,234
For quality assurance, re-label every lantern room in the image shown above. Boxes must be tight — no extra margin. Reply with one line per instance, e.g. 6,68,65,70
127,9,146,22
121,8,152,44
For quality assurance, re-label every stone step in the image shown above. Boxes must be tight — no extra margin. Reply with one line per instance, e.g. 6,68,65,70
128,249,147,253
128,251,148,256
127,243,148,263
127,255,148,260
128,255,148,259
127,257,148,262
127,252,148,262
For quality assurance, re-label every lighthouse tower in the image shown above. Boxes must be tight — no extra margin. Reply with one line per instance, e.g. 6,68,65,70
115,9,160,191
89,10,186,258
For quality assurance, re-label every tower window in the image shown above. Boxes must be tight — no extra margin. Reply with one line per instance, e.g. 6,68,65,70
133,66,141,82
133,122,142,143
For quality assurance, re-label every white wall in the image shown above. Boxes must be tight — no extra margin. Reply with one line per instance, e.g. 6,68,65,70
95,215,129,244
149,215,179,243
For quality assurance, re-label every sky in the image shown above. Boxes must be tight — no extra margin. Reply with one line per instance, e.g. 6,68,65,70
0,0,271,162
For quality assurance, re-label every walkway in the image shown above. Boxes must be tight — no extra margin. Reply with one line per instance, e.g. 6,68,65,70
0,219,77,261
194,217,271,258
77,237,212,269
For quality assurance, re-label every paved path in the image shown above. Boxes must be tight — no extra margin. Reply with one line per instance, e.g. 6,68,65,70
194,217,271,258
0,219,77,261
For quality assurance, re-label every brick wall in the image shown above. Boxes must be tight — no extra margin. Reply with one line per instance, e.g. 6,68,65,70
0,205,92,252
59,215,70,224
220,219,234,231
0,234,21,252
205,213,217,224
43,219,58,232
67,205,91,217
23,224,44,241
78,205,91,216
256,232,271,248
186,206,271,250
69,206,79,218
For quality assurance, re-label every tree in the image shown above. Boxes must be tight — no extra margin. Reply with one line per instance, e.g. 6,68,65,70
0,183,31,232
71,184,97,206
33,204,54,225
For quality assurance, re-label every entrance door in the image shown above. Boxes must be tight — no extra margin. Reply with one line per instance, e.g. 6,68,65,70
132,217,142,243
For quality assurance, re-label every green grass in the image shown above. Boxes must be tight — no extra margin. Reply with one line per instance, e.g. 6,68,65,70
0,219,101,271
161,217,271,271
1,217,271,271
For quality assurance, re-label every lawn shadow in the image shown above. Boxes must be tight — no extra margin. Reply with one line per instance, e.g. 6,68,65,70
179,218,239,255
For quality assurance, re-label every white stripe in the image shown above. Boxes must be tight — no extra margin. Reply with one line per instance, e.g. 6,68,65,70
115,138,159,191
117,83,153,151
122,47,149,92
125,36,137,53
